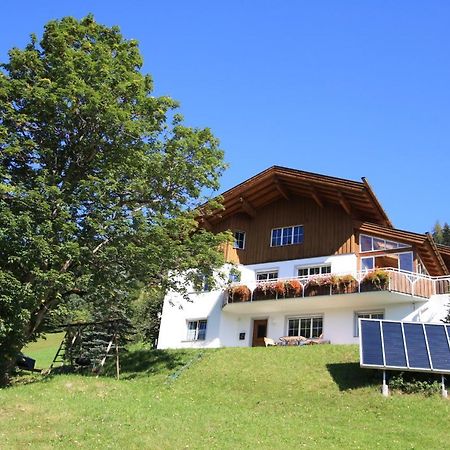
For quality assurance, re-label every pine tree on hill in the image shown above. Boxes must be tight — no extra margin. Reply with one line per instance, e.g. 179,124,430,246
432,221,450,247
442,223,450,247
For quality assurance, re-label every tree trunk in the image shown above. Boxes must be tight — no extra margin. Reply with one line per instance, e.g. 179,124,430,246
0,345,24,387
0,299,57,386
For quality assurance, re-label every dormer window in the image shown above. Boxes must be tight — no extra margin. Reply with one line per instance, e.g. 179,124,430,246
233,231,246,250
271,225,304,247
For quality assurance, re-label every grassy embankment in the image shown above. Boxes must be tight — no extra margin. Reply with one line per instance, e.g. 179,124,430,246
1,336,449,449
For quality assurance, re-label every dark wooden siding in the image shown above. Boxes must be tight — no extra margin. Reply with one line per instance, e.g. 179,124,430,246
213,197,355,265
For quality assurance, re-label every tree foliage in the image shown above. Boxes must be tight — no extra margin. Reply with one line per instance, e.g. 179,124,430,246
432,221,450,246
0,15,229,383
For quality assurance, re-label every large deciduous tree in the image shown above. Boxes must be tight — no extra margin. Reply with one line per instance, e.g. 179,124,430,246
0,15,228,384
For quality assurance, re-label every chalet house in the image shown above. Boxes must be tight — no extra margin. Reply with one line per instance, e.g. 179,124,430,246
157,166,450,348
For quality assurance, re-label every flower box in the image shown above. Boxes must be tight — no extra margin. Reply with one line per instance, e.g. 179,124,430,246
228,285,251,303
360,269,389,292
331,275,358,295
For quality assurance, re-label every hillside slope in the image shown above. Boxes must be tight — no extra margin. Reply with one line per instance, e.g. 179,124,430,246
1,345,449,449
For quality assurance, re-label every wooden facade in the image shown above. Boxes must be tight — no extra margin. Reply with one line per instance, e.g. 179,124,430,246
213,197,355,265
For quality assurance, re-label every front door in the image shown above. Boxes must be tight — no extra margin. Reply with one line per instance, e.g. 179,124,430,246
252,319,268,347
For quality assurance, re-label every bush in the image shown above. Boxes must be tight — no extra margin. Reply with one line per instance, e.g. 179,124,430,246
389,372,441,396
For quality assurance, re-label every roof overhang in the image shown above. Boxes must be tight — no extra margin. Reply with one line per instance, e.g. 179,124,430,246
436,244,450,273
203,166,392,227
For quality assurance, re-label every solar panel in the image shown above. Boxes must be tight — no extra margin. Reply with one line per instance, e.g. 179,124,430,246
403,323,430,369
360,320,383,366
382,321,407,368
359,319,450,374
425,324,450,371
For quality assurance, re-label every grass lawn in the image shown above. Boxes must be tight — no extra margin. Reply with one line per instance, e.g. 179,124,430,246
22,332,65,369
1,340,449,449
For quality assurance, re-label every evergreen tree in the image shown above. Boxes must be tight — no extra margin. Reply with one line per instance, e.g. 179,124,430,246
432,221,450,246
442,223,450,246
432,222,444,244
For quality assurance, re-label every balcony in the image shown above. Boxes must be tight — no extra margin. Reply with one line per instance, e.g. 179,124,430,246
223,268,450,309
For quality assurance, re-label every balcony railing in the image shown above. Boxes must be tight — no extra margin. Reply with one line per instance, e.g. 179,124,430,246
223,268,450,306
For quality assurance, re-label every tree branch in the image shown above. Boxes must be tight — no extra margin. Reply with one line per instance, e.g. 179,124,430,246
93,237,111,254
60,259,72,273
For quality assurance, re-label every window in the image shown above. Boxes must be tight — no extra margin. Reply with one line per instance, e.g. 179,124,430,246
297,265,331,277
359,234,409,252
399,252,413,272
288,317,323,338
256,270,278,281
233,231,246,250
187,320,207,341
360,234,373,252
360,251,413,272
361,257,374,271
271,225,304,247
354,311,384,336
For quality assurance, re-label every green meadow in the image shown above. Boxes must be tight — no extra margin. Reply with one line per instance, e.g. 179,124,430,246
1,337,449,449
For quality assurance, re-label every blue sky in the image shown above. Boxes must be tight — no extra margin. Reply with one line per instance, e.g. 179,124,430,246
2,1,449,233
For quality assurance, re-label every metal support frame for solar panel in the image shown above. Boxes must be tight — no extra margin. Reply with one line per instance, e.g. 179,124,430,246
359,319,450,398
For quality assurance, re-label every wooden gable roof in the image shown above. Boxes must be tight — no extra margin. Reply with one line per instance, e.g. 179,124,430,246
357,222,449,276
204,166,392,227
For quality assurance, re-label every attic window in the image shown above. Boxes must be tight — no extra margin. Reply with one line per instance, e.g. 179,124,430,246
271,225,304,247
233,231,246,250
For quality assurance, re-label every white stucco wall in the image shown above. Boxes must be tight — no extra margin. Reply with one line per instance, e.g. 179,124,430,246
157,291,224,348
158,254,357,348
157,253,438,349
157,291,423,348
237,253,357,287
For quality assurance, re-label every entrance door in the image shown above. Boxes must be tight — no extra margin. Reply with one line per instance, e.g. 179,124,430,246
252,319,268,347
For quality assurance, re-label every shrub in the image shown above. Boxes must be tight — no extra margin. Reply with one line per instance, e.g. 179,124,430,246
389,372,441,396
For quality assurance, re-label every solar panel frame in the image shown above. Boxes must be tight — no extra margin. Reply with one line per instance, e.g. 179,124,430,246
360,320,384,367
425,324,450,371
382,321,407,368
403,322,431,370
359,319,450,374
